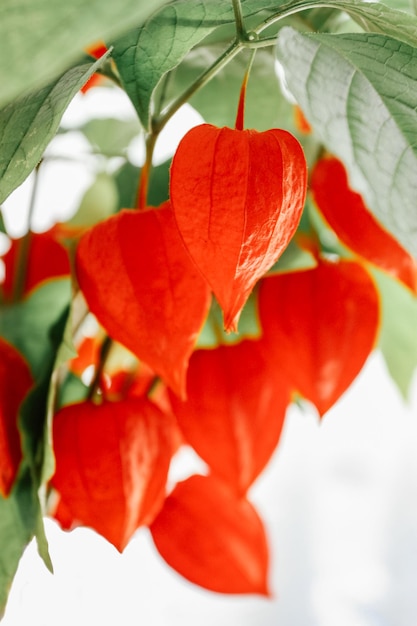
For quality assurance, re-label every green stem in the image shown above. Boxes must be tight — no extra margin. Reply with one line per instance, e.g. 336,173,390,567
145,375,161,398
255,0,357,34
154,71,172,120
97,59,123,90
87,335,113,401
232,0,246,40
12,162,41,302
136,132,158,210
235,49,256,130
152,0,349,138
153,40,241,134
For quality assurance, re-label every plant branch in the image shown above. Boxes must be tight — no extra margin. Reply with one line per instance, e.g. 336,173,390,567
12,162,42,302
254,0,362,34
87,335,113,401
97,59,123,89
232,0,246,40
153,40,241,134
152,0,350,136
235,49,256,130
136,132,158,210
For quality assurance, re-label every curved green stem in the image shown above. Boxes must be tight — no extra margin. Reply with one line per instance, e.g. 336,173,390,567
97,58,123,90
153,39,241,134
255,0,356,34
152,0,350,141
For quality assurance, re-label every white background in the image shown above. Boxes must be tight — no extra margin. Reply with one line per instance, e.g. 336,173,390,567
3,88,417,626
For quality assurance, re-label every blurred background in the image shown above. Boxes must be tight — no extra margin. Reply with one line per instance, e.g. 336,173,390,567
2,86,417,626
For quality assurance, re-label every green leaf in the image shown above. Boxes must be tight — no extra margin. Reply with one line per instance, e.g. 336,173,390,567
58,373,89,409
276,28,417,257
0,279,71,379
167,46,292,130
0,0,171,107
7,281,72,487
69,173,119,228
337,0,417,46
276,1,417,47
382,0,413,11
0,53,110,205
110,5,225,129
0,279,72,485
110,0,281,129
41,302,76,484
80,117,141,157
115,162,140,210
373,269,417,400
0,472,45,615
148,160,171,207
0,283,71,604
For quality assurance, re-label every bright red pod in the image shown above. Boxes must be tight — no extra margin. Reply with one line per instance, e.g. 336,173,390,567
51,397,177,551
169,340,290,495
150,474,270,596
1,229,70,300
170,124,307,332
259,258,380,416
0,339,33,496
75,203,211,398
311,156,417,292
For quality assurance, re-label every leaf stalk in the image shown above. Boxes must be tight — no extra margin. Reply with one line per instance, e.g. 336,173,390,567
87,335,113,401
136,132,158,210
12,162,42,302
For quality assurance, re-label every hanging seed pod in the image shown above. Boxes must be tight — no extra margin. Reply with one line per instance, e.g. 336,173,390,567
311,156,417,292
52,397,177,551
151,474,270,596
75,203,211,398
170,124,307,332
259,257,380,416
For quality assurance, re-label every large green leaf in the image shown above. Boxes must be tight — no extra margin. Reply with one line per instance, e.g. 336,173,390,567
0,54,112,205
274,1,417,47
276,28,417,258
0,0,171,107
374,270,417,400
330,0,417,46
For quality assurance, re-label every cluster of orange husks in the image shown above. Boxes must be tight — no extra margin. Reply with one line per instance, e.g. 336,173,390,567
1,118,415,594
